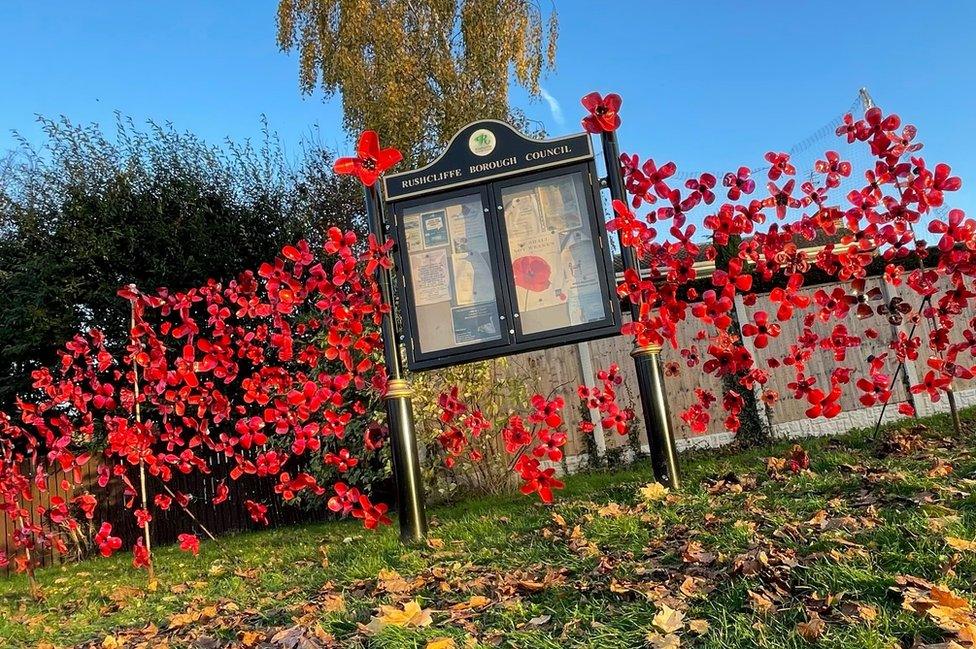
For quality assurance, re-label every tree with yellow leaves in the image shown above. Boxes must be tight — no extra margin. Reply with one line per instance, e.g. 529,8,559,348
276,0,558,164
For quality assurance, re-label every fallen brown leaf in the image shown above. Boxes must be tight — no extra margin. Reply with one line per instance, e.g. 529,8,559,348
796,612,825,642
946,536,976,552
363,600,433,635
688,618,710,635
652,604,685,634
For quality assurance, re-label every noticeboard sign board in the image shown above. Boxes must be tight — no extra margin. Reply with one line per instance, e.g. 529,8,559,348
384,120,621,371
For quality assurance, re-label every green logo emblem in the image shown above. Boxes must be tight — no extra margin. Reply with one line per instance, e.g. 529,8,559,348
468,128,496,156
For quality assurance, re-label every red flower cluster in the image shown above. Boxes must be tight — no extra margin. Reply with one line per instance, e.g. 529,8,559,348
600,90,969,439
1,94,973,580
0,220,401,576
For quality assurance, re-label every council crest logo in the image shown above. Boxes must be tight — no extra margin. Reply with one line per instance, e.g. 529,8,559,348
468,128,496,156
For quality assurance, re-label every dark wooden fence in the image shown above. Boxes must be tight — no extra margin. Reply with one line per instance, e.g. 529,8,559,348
1,449,330,577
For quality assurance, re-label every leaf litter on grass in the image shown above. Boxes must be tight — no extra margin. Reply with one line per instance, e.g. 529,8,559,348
7,416,976,648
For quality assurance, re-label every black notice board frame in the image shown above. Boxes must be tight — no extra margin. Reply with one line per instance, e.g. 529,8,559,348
385,121,621,371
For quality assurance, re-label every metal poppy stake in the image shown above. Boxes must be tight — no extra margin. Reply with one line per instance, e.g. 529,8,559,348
337,132,428,543
583,92,681,488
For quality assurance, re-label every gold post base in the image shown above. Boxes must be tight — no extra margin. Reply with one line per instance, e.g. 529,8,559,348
385,378,412,400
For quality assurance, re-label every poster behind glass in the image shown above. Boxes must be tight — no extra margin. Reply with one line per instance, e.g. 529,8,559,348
501,172,607,335
402,194,502,354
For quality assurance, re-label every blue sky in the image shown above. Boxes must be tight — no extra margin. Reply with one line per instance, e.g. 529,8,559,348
2,2,974,215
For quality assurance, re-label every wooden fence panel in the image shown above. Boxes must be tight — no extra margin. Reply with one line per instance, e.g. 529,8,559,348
895,274,976,395
745,277,911,425
2,449,328,577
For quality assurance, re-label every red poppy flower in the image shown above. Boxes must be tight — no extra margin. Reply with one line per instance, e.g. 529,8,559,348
178,533,200,556
333,131,402,186
438,385,467,422
94,522,122,557
657,188,700,226
212,480,229,505
602,404,632,436
888,125,922,159
764,152,795,180
533,428,567,462
806,385,842,419
723,166,756,200
685,173,717,205
929,209,974,251
815,151,852,188
581,92,622,133
814,287,855,321
692,290,734,330
764,180,801,219
857,107,900,142
135,507,152,529
352,494,392,529
245,499,269,526
741,311,781,349
769,273,810,320
712,257,753,293
856,374,892,407
515,456,565,503
680,403,710,434
131,539,150,569
328,482,361,516
911,370,950,402
836,113,858,143
502,415,532,454
364,422,388,451
512,256,552,292
641,159,677,199
530,394,565,428
598,364,624,386
912,161,962,210
324,448,358,472
75,493,98,519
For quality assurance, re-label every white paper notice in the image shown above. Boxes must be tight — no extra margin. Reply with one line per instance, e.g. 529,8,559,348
452,251,494,305
505,191,542,238
402,213,424,250
537,176,584,231
561,230,605,324
410,248,451,306
447,200,489,254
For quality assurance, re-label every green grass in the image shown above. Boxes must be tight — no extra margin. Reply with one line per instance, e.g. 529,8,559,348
2,409,976,648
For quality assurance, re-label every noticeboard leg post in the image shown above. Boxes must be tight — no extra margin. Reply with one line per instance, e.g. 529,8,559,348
366,183,428,544
383,379,428,543
600,129,682,489
631,343,681,489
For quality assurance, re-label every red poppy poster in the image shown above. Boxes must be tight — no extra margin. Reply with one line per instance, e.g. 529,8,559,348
509,232,566,312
